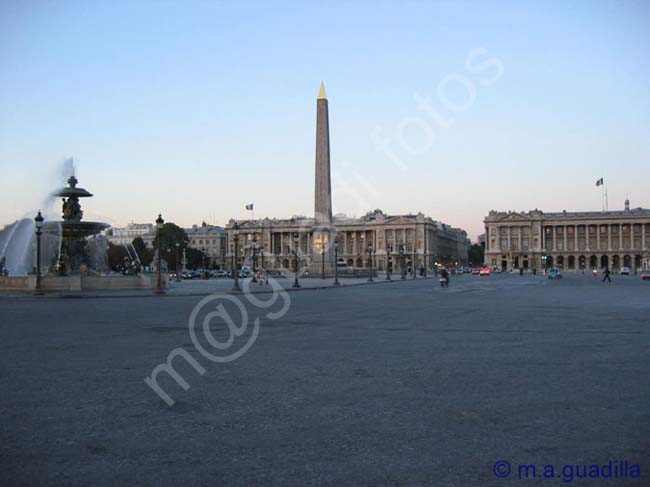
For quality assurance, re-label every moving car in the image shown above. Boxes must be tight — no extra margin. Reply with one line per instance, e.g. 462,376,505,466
620,267,630,275
640,269,650,281
479,267,491,276
548,268,562,279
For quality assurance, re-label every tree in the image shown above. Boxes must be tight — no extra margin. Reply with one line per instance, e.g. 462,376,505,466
131,237,154,266
186,247,209,270
468,243,485,266
153,222,189,271
108,243,129,272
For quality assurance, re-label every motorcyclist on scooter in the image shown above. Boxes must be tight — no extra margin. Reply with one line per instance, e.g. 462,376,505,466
440,268,450,287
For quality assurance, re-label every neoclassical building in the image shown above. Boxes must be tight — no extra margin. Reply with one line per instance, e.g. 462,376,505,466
226,209,469,274
184,223,227,268
484,199,650,272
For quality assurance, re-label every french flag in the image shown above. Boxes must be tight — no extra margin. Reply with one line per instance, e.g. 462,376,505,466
595,177,604,187
245,203,254,210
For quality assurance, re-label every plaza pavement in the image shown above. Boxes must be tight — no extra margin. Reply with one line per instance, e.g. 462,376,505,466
0,273,648,486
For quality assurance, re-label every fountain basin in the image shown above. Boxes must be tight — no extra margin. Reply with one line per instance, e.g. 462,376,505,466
43,221,110,239
0,273,169,292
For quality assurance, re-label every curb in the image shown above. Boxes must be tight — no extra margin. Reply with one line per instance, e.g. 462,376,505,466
0,276,435,300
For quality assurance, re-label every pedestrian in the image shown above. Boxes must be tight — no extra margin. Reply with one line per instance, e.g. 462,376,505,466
519,267,523,276
532,267,537,276
602,268,611,283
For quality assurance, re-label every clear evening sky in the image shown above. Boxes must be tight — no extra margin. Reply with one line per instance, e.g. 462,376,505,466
1,1,648,240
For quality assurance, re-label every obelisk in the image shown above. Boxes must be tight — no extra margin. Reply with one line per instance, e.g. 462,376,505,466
315,81,332,225
311,82,335,276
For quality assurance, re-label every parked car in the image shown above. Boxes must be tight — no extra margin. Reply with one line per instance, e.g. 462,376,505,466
471,268,480,275
620,267,630,275
548,268,562,279
215,270,228,277
640,269,650,281
479,267,491,276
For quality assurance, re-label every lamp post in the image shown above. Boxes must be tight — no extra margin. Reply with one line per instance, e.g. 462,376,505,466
412,250,417,278
399,244,406,280
320,241,326,279
175,242,181,282
34,211,44,295
367,243,374,282
333,238,341,286
154,214,165,295
232,223,242,292
292,232,301,288
386,244,392,281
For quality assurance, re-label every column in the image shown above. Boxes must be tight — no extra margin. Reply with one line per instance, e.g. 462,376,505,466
596,224,601,251
563,225,567,251
630,224,635,251
518,226,523,252
552,226,557,251
643,224,647,250
608,224,612,250
619,224,623,250
574,225,578,251
507,227,511,252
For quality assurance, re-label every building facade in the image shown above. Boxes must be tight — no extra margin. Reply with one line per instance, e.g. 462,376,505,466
185,223,227,269
226,209,469,274
105,222,154,246
484,200,650,272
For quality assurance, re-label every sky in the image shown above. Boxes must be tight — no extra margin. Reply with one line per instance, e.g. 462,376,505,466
1,0,649,240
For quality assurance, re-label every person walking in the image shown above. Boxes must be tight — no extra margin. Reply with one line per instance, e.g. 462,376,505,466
602,267,611,283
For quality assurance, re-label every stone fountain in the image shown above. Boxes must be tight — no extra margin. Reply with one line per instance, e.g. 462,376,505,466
0,175,168,292
45,176,110,274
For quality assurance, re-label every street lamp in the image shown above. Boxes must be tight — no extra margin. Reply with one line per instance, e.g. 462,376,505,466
386,244,392,281
232,222,242,292
333,237,341,286
292,232,301,288
318,238,326,279
399,244,406,280
412,250,417,279
34,210,44,295
175,242,181,282
154,214,165,295
367,243,374,282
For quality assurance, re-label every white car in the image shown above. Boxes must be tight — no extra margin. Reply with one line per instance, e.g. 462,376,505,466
620,267,630,275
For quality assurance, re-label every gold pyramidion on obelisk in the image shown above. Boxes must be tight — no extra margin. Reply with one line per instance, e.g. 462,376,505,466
317,81,327,99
